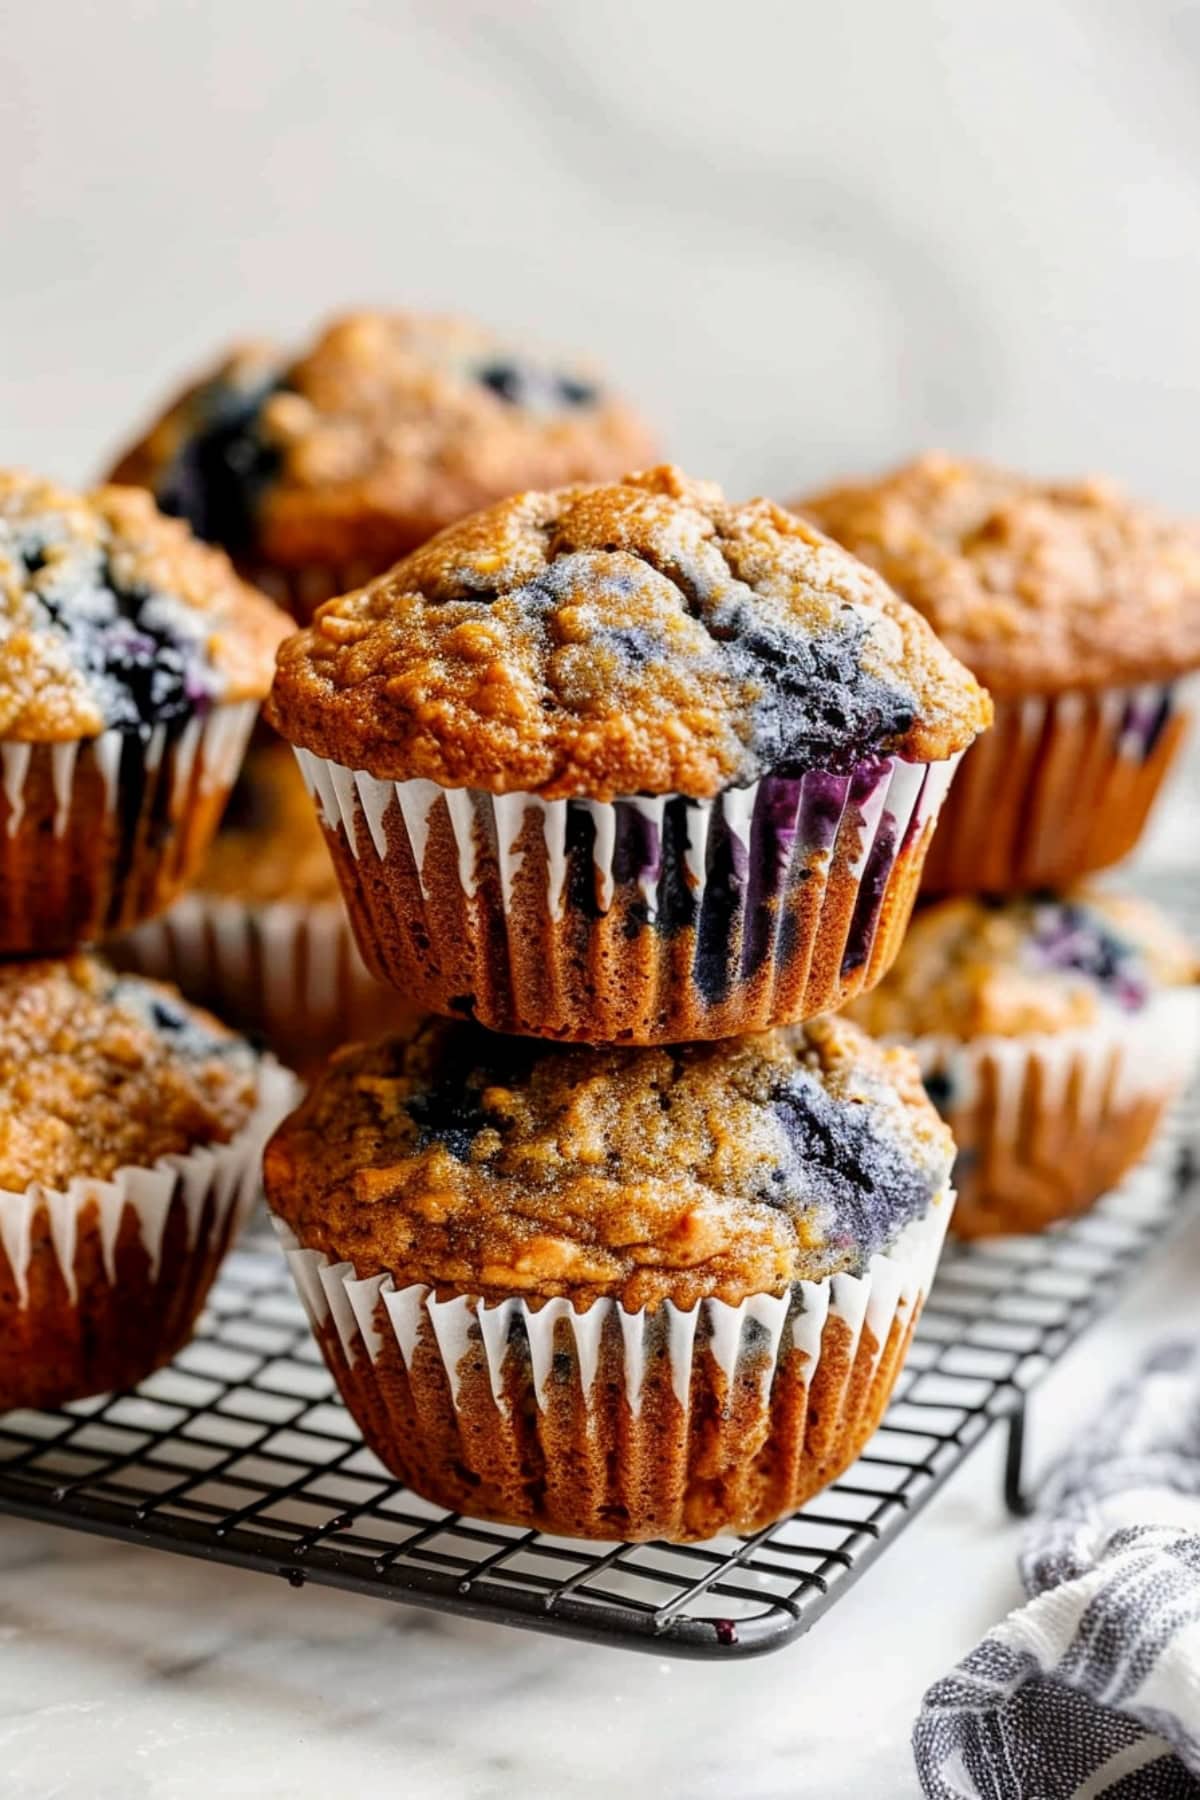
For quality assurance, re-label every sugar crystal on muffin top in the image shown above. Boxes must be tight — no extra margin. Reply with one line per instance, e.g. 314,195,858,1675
800,452,1200,698
0,956,258,1191
0,470,289,740
847,889,1199,1042
107,312,656,578
263,1013,954,1311
266,465,991,799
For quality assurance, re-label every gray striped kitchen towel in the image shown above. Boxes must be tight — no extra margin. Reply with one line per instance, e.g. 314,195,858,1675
914,1342,1200,1798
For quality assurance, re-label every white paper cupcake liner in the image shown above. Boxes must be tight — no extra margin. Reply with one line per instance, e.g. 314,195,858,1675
270,1190,953,1542
0,699,259,952
921,676,1197,894
908,989,1200,1236
0,1059,297,1410
292,747,960,1041
113,890,406,1068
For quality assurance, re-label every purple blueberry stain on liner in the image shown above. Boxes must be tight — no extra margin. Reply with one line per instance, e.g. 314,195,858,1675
795,770,850,858
612,804,663,911
1118,687,1172,761
840,813,899,977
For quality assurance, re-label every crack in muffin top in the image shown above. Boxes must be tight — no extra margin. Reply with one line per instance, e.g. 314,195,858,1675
0,471,290,740
266,465,991,798
799,452,1200,698
0,955,259,1191
263,1012,954,1310
847,890,1199,1041
107,311,656,580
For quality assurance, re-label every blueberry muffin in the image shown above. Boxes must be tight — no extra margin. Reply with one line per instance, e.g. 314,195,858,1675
0,470,289,952
112,744,409,1073
108,310,656,620
265,1012,955,1541
848,890,1200,1236
266,465,991,1043
0,954,294,1411
800,454,1200,892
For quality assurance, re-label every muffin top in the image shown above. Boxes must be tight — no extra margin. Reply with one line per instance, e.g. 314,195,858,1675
847,890,1199,1041
198,743,340,905
800,453,1200,698
107,310,656,591
266,465,991,799
264,1012,954,1310
0,470,290,741
0,955,259,1192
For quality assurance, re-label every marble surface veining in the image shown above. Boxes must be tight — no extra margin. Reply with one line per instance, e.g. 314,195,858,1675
3,1201,1199,1800
1,2,1200,1793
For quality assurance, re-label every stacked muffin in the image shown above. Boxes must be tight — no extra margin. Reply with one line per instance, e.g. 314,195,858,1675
108,309,657,1064
803,453,1200,1236
261,464,991,1541
0,471,296,1407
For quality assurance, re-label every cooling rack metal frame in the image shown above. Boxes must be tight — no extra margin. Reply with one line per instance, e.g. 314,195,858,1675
0,1091,1195,1661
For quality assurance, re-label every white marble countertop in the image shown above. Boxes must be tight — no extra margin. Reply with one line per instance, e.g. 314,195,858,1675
3,1202,1198,1800
3,2,1200,1793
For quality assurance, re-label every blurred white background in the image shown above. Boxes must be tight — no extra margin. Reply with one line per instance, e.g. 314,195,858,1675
2,0,1198,844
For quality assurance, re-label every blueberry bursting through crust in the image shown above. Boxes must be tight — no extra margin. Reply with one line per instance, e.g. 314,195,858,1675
26,547,216,732
266,466,992,798
152,373,285,558
264,468,990,1040
0,470,289,743
110,313,664,616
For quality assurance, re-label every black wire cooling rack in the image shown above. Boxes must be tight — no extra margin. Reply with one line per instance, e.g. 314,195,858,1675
0,1090,1194,1660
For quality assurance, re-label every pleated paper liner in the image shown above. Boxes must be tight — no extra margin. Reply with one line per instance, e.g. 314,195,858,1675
272,1195,952,1544
0,701,258,954
292,749,961,1043
920,678,1195,895
112,892,411,1077
0,1061,296,1412
910,990,1200,1238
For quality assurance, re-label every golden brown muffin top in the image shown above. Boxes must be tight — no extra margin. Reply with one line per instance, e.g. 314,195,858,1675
847,890,1199,1041
0,470,290,741
198,742,339,905
800,453,1200,698
0,956,259,1191
264,1013,954,1310
107,311,656,583
266,465,991,799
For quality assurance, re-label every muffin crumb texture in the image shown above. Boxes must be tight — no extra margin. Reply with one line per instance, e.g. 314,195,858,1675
0,956,258,1191
108,311,656,579
801,452,1200,697
0,468,289,740
264,1013,954,1311
267,464,991,797
848,890,1199,1041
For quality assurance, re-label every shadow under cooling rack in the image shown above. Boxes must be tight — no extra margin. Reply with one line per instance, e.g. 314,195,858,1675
0,1088,1196,1660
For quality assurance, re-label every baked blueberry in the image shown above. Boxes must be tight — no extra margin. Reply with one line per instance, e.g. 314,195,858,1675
263,1011,955,1540
0,468,289,951
846,888,1200,1237
267,465,990,1042
108,311,655,619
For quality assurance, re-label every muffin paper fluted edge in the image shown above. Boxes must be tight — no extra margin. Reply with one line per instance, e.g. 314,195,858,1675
908,988,1200,1237
292,748,961,1043
270,1191,953,1544
920,677,1196,894
0,1058,298,1411
0,700,259,953
111,890,410,1074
